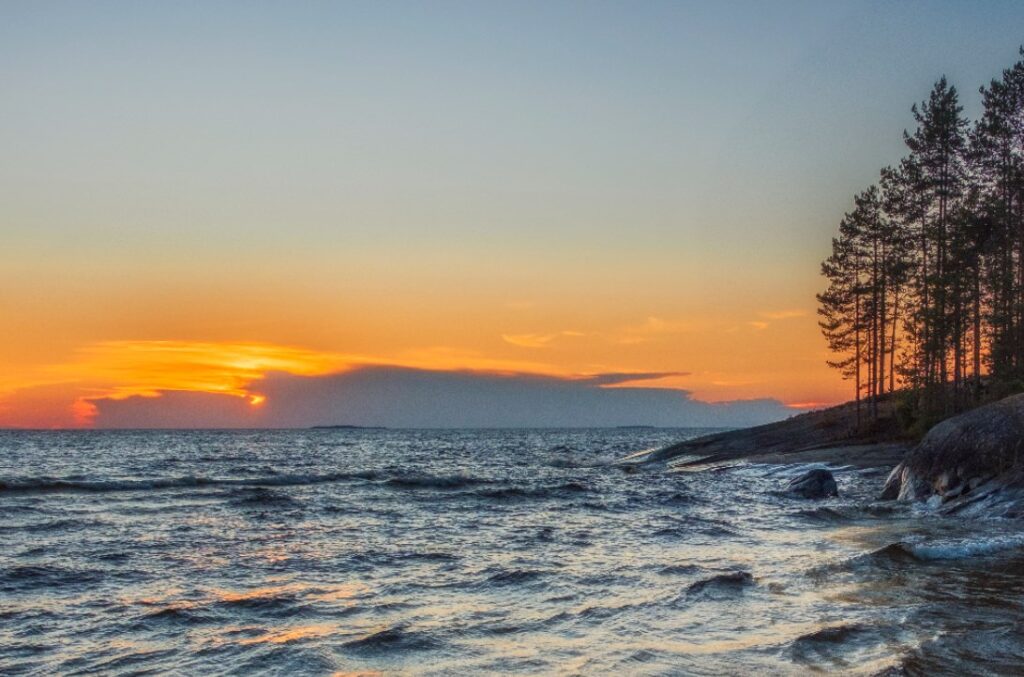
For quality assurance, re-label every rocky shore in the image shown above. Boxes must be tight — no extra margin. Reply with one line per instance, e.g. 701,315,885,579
881,393,1024,517
624,396,910,470
638,391,1024,516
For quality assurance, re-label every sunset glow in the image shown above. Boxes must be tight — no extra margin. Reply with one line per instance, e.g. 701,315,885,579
4,2,1019,429
0,317,839,428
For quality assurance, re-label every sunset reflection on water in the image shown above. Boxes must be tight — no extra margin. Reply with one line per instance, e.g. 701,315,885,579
5,428,1024,674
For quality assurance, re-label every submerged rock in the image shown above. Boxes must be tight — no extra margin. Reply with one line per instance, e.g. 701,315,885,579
880,393,1024,516
785,469,838,499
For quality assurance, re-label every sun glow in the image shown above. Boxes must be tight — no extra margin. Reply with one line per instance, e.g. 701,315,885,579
0,328,845,428
61,340,347,399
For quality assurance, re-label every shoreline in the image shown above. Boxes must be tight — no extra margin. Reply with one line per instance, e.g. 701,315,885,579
627,396,911,471
668,442,910,472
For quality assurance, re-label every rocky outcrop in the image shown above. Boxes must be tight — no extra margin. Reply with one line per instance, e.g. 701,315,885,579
785,469,839,499
881,393,1024,515
625,395,908,468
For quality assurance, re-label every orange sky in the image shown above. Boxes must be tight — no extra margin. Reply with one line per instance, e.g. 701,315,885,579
0,244,845,427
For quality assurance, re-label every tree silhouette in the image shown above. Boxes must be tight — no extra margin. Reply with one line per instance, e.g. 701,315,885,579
819,50,1024,427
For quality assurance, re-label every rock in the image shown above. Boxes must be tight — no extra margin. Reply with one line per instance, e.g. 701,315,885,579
785,468,838,499
636,394,907,468
880,467,900,500
880,464,929,501
880,393,1024,513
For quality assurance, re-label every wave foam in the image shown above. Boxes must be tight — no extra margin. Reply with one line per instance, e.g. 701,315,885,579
904,533,1024,561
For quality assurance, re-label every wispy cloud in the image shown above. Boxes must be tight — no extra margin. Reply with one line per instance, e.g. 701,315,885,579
616,317,694,345
759,309,807,321
746,309,806,331
576,371,689,386
785,401,832,410
501,331,584,349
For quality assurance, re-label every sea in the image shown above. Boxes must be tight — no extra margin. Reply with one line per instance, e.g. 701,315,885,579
2,427,1024,675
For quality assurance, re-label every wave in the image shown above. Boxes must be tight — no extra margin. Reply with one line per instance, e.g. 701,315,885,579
341,625,440,653
383,473,493,490
0,564,104,592
660,491,703,506
481,568,547,587
0,470,494,495
366,550,460,564
822,533,1024,574
653,517,739,539
544,454,609,469
656,564,702,576
896,533,1024,561
0,518,106,534
0,472,373,494
792,502,901,525
791,623,871,647
793,506,852,523
685,571,754,597
228,487,302,507
575,600,643,621
788,623,884,666
470,481,591,501
139,606,214,625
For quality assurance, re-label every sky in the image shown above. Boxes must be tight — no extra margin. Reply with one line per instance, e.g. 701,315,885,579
2,1,1023,428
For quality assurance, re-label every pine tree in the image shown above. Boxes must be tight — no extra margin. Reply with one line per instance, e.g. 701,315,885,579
972,49,1024,388
818,218,865,423
903,77,969,414
819,52,1024,429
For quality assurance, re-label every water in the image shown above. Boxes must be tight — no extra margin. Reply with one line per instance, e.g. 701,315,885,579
2,428,1024,675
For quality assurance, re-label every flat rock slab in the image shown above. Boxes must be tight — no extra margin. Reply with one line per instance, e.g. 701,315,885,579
669,443,909,473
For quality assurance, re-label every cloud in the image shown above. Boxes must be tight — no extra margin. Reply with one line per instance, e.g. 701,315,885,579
759,309,807,321
748,309,807,330
6,339,568,425
501,331,584,349
56,340,349,400
574,371,689,386
89,390,261,428
785,401,830,410
90,365,797,429
1,339,807,429
616,317,695,345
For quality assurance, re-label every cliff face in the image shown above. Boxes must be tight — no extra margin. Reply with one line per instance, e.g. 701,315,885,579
881,393,1024,516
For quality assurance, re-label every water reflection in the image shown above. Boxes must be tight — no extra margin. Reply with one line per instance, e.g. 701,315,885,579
2,428,1023,675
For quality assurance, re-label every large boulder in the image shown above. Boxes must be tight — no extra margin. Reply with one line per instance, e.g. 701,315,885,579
785,468,839,499
881,393,1024,515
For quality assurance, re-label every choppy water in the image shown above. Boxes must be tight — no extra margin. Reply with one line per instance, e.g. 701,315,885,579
3,428,1024,675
